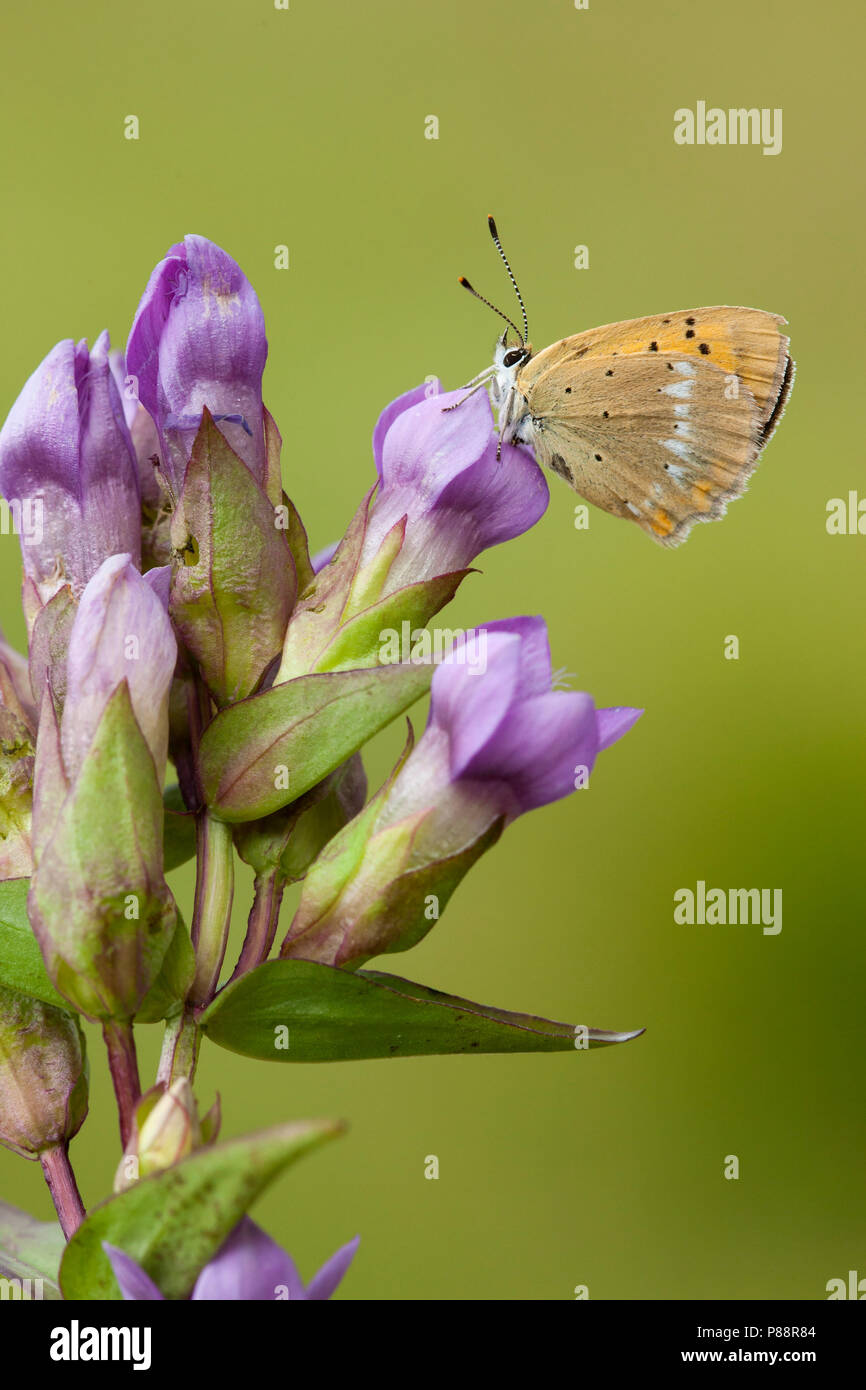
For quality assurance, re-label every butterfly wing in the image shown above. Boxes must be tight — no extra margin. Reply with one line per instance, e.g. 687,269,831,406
518,308,793,546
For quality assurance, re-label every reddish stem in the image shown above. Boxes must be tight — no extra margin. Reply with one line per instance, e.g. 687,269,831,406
40,1144,86,1239
102,1019,141,1149
228,870,286,986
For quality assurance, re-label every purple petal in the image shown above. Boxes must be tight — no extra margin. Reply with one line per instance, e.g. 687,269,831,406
127,236,267,490
311,540,339,574
63,554,177,781
0,335,140,603
372,382,435,478
103,1244,165,1301
429,630,522,779
144,564,171,609
473,616,552,698
191,1217,304,1301
364,385,547,584
125,252,186,429
433,436,549,555
305,1235,360,1301
462,690,599,815
597,705,643,751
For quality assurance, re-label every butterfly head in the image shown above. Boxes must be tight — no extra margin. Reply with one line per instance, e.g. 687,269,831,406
491,334,532,407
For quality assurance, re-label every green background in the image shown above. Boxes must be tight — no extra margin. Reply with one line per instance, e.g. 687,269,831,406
0,0,863,1300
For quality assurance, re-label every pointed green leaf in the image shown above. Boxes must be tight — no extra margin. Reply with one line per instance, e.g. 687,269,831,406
59,1117,343,1300
0,877,69,1011
0,1200,64,1299
28,683,177,1021
200,663,432,823
199,959,644,1061
314,569,471,673
170,411,296,707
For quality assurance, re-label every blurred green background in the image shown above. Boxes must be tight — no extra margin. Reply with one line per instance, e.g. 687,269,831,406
0,0,863,1300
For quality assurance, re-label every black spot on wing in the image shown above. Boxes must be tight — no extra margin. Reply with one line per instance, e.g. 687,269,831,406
549,453,571,480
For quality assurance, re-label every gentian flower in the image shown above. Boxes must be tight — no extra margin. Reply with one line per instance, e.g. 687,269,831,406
0,332,141,626
126,235,268,495
104,1218,359,1301
358,379,549,593
281,616,641,967
277,381,549,680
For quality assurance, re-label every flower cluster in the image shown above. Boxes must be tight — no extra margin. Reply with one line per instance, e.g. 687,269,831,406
0,235,642,1300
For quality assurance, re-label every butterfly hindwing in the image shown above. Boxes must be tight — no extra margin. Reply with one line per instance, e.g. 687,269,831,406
524,351,767,547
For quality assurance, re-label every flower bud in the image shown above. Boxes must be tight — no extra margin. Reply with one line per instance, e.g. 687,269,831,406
28,556,178,1020
126,235,268,496
0,332,141,629
114,1078,202,1192
0,984,88,1159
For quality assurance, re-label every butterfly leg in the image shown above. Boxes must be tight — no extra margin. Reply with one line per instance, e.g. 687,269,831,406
441,376,493,413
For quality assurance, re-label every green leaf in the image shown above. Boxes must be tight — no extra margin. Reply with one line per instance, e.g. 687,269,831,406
28,683,177,1021
59,1117,343,1300
314,569,471,673
200,663,432,823
162,784,196,872
170,410,296,707
0,877,69,1011
199,959,645,1062
0,1200,64,1299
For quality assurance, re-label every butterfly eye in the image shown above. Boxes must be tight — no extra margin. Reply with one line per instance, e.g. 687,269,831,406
503,348,527,368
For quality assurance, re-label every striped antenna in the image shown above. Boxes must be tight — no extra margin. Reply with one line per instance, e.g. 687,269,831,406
458,276,525,345
487,215,529,344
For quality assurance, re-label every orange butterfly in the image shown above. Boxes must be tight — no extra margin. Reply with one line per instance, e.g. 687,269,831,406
457,217,794,547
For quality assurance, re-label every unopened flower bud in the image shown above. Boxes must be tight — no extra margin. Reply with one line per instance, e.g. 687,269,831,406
0,984,88,1159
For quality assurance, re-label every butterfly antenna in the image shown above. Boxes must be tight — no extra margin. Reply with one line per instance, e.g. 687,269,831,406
458,276,524,344
487,215,529,344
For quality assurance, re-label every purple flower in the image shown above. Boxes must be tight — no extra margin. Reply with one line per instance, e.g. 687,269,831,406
360,380,548,590
0,332,141,621
104,1218,359,1301
126,235,267,495
281,616,641,967
414,617,642,822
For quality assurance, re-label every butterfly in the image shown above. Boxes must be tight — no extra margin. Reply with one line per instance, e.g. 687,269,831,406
454,217,794,547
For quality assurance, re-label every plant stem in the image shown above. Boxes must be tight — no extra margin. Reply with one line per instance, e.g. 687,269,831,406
102,1019,141,1150
189,811,235,1007
227,869,285,985
39,1144,86,1240
157,1006,200,1086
